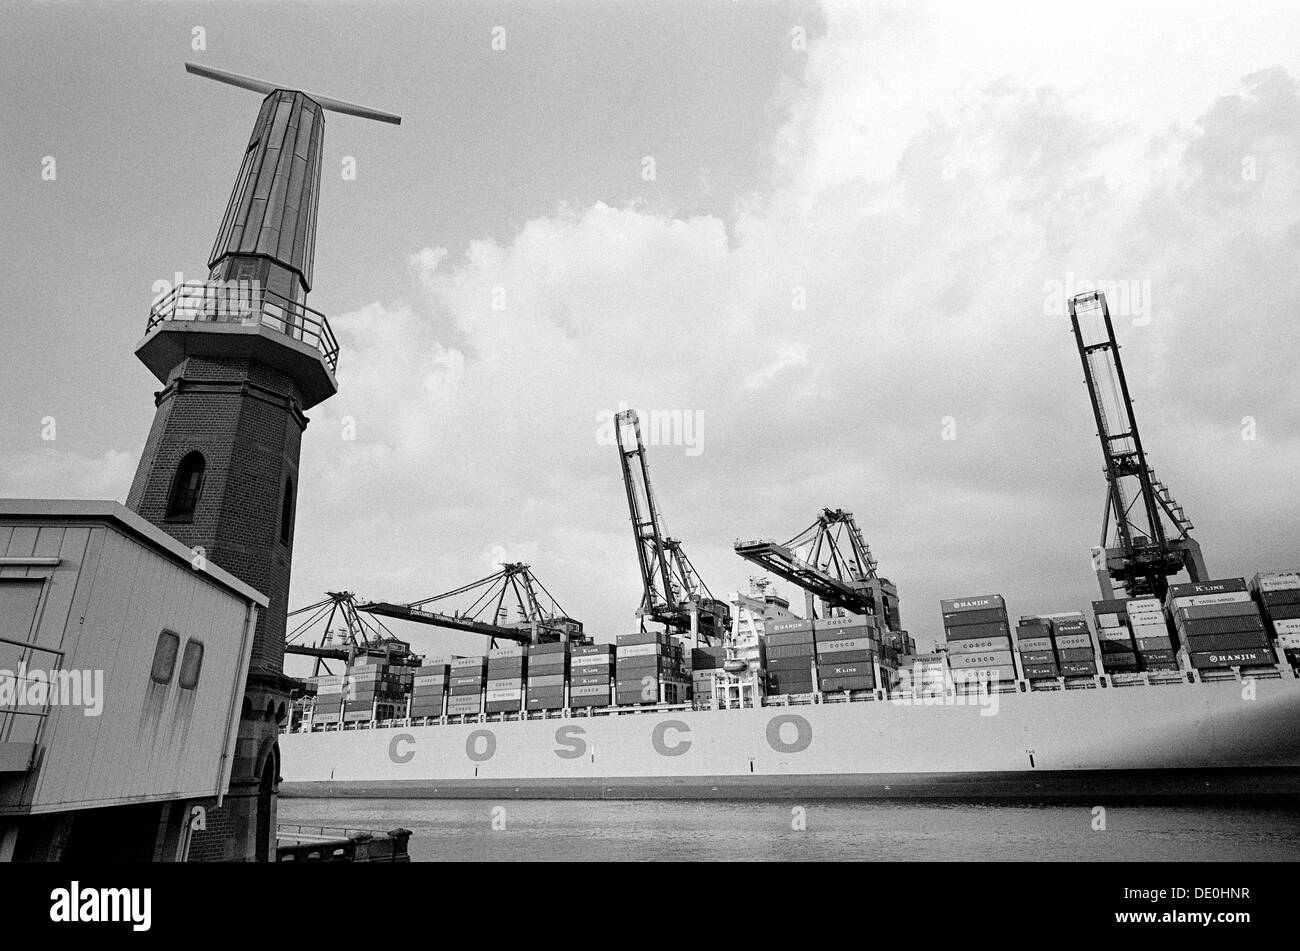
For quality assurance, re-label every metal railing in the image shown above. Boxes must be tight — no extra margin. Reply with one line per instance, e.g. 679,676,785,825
147,281,339,372
0,637,66,764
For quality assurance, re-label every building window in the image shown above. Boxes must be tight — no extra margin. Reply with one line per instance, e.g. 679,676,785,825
151,630,180,684
166,451,205,519
179,640,204,689
280,476,294,544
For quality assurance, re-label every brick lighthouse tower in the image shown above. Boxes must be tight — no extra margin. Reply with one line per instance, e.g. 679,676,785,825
126,63,399,861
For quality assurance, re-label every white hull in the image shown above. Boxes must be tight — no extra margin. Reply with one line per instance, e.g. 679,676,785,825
279,676,1300,800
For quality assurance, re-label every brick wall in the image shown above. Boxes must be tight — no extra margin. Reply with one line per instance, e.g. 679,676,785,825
127,354,306,673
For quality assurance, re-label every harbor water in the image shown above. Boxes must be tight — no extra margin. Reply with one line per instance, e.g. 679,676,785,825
278,798,1300,861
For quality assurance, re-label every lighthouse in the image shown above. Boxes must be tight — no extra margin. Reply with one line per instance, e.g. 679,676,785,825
126,63,399,861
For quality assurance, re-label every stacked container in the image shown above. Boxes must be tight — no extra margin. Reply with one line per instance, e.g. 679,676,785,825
898,652,948,696
568,643,614,707
410,658,451,719
1167,579,1275,671
814,615,879,693
764,619,817,695
1044,612,1098,677
447,655,487,717
486,646,527,713
309,674,346,724
1092,599,1140,674
1014,618,1059,680
940,595,1017,686
344,661,408,721
525,642,569,710
690,645,726,700
1251,572,1300,670
614,632,687,705
1126,596,1176,671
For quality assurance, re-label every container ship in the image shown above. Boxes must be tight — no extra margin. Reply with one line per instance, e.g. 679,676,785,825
280,295,1300,801
279,572,1300,800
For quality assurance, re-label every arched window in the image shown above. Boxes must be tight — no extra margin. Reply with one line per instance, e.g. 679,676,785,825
166,451,205,519
280,476,294,544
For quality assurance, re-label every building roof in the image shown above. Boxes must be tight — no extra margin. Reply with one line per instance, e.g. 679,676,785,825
0,498,268,606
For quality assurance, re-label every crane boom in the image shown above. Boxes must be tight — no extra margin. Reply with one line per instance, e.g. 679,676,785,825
614,409,729,643
734,508,899,627
357,563,583,647
1067,290,1208,599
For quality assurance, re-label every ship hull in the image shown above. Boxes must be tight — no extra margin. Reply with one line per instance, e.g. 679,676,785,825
280,676,1300,801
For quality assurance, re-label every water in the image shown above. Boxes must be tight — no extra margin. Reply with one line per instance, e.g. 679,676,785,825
278,798,1300,861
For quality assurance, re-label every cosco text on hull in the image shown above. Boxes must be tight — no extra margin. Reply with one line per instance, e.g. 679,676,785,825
386,714,817,765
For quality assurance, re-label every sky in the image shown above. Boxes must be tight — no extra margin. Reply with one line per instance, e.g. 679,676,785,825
2,0,1298,669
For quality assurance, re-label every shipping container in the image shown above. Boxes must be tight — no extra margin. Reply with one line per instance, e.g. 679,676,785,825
942,607,1009,628
949,650,1015,668
1054,633,1094,650
616,631,668,646
818,662,873,678
1097,638,1136,654
814,635,878,654
949,664,1017,683
486,677,523,691
819,677,875,692
571,644,614,657
1176,601,1261,621
939,595,1006,614
1188,647,1276,669
1021,664,1060,680
1058,661,1097,676
1183,630,1271,652
945,621,1011,641
946,636,1012,654
768,619,815,633
765,630,816,647
1169,592,1252,610
1177,615,1266,637
527,673,566,688
1167,578,1249,599
1019,650,1056,665
569,683,610,698
1015,635,1054,652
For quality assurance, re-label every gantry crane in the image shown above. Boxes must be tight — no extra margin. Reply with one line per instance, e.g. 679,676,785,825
734,508,900,627
614,409,730,645
286,591,418,676
359,563,583,647
1067,290,1208,600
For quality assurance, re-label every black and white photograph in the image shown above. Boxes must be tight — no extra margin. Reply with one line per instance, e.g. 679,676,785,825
0,0,1295,929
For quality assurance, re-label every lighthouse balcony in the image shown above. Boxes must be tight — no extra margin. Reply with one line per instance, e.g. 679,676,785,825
139,281,339,408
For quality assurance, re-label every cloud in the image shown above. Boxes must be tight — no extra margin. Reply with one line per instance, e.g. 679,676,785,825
0,449,137,501
290,43,1300,661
